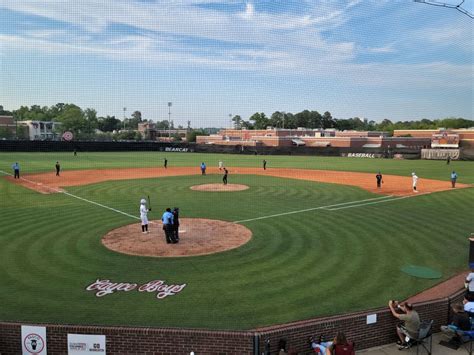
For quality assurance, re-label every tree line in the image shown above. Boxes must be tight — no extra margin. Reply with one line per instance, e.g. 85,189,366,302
232,111,473,135
1,104,472,140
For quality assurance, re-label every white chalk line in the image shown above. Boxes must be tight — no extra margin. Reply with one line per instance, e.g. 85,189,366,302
324,192,431,211
1,170,140,221
233,195,395,223
0,169,434,224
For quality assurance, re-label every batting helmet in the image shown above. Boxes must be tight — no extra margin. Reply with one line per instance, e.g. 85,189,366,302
140,198,147,204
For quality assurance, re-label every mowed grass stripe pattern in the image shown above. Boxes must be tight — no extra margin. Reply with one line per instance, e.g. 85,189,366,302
1,169,473,330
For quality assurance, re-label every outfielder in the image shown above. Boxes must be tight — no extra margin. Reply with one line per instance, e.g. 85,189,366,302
139,198,151,233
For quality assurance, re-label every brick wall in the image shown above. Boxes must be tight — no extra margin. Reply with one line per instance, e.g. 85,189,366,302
0,290,465,355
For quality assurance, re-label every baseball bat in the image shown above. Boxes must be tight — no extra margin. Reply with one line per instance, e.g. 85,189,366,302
147,195,152,210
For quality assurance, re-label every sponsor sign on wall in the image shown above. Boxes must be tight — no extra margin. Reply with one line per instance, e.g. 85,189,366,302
68,334,106,354
21,325,47,355
421,148,460,160
431,133,459,148
161,146,189,152
341,153,383,158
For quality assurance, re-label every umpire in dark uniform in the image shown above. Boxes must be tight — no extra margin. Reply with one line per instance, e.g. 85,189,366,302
172,208,180,243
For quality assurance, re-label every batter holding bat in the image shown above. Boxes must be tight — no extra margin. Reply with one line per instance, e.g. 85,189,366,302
139,198,151,234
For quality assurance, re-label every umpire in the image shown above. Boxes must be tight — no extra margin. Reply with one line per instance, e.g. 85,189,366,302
172,208,180,243
162,208,175,244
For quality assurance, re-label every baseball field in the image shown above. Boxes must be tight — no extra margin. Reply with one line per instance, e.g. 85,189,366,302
0,151,473,330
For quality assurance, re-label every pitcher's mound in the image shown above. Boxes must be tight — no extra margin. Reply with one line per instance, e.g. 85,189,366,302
102,218,252,257
190,183,249,192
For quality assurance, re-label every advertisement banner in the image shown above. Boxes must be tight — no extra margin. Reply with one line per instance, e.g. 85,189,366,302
21,325,47,355
68,334,106,354
431,133,459,148
421,148,460,160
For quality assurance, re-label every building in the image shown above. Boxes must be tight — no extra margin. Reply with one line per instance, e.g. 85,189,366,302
0,115,17,137
18,120,62,140
393,128,474,148
138,122,158,140
196,128,429,150
138,122,188,141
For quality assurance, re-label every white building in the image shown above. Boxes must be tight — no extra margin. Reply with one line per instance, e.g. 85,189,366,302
18,120,62,140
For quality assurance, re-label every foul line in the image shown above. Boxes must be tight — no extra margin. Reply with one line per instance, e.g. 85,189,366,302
1,170,140,221
233,195,395,223
324,192,431,211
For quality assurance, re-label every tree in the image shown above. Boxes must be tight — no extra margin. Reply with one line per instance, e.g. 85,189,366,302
155,120,170,129
83,108,98,135
55,104,86,137
321,111,334,129
187,129,208,142
131,111,142,122
0,127,13,139
231,115,243,129
98,116,121,132
249,112,269,129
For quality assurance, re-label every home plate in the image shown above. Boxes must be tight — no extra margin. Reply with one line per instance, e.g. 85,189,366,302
179,230,187,233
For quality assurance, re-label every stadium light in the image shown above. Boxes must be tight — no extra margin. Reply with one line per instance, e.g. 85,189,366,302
168,102,172,139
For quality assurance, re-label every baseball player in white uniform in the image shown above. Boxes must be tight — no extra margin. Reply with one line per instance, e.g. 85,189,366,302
218,160,223,170
412,172,419,192
140,198,151,233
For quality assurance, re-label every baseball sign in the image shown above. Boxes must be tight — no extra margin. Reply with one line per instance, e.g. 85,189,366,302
62,131,74,141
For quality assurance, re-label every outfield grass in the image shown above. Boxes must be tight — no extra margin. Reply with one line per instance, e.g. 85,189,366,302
0,152,473,330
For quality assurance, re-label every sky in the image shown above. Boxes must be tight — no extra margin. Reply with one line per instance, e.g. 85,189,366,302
0,0,472,127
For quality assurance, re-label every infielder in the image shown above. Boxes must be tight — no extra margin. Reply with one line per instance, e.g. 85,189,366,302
376,172,383,188
218,160,223,170
412,172,419,193
139,198,151,233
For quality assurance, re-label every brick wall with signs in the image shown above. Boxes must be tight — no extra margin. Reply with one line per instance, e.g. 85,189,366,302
0,289,465,355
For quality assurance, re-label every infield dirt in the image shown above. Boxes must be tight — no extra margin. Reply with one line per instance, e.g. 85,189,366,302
6,166,467,195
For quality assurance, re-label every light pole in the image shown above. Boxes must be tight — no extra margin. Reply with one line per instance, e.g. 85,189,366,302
168,102,172,139
229,114,232,129
123,107,127,130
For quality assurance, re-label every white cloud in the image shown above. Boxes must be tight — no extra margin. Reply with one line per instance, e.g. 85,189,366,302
366,44,397,53
0,0,471,91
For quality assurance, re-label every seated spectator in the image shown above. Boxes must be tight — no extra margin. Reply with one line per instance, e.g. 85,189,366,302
466,268,474,298
309,335,333,353
325,331,354,355
278,338,287,355
441,303,471,344
388,300,420,349
463,296,474,316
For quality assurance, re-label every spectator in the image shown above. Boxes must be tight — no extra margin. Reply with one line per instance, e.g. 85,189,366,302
278,339,287,355
309,335,333,354
325,331,354,355
463,295,474,316
440,303,471,344
388,300,420,349
465,268,474,298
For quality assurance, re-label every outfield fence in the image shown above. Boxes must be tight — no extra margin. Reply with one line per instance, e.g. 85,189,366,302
0,139,428,159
